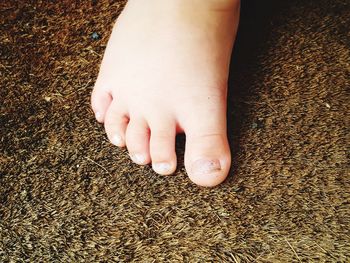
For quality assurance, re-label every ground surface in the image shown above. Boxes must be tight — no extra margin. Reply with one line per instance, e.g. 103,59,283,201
0,0,349,262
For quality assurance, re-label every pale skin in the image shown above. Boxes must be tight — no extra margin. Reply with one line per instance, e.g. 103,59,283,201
91,0,240,187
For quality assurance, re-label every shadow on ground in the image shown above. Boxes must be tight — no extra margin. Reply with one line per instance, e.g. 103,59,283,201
228,0,289,180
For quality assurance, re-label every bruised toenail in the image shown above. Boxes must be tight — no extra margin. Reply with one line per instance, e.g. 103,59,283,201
191,159,221,175
130,153,146,164
152,162,171,174
112,134,123,146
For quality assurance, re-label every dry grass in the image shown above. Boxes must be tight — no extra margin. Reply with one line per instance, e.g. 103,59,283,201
1,0,349,262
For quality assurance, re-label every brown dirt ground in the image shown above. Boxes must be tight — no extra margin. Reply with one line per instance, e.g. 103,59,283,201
0,0,349,262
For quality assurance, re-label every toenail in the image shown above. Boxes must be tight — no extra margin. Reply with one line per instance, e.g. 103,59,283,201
95,111,101,120
191,159,221,175
130,153,146,164
152,162,171,174
112,134,122,146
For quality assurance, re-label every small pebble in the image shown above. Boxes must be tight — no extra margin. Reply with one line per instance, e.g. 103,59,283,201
91,32,100,40
252,119,264,129
325,103,331,109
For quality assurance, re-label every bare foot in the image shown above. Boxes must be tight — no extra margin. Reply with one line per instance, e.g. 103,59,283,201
91,0,240,187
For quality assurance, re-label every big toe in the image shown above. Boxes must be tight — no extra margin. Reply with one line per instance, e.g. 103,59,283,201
185,131,231,187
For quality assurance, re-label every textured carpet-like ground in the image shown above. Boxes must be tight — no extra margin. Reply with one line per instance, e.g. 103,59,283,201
1,0,349,262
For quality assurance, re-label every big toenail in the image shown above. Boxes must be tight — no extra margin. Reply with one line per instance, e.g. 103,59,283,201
192,159,221,175
112,134,122,146
130,153,146,164
153,162,171,174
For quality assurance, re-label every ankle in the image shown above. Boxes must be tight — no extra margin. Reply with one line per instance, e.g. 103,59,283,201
206,0,240,11
126,0,240,14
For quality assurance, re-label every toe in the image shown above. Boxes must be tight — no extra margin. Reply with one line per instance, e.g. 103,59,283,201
149,117,177,175
104,102,128,147
180,93,231,187
183,100,231,187
91,87,112,123
185,131,231,187
125,117,151,165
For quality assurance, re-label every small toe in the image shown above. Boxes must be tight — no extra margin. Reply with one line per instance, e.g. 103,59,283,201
149,117,177,175
125,117,151,165
104,102,128,147
91,88,113,123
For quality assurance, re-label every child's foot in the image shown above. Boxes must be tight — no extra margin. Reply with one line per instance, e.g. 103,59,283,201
91,0,240,187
